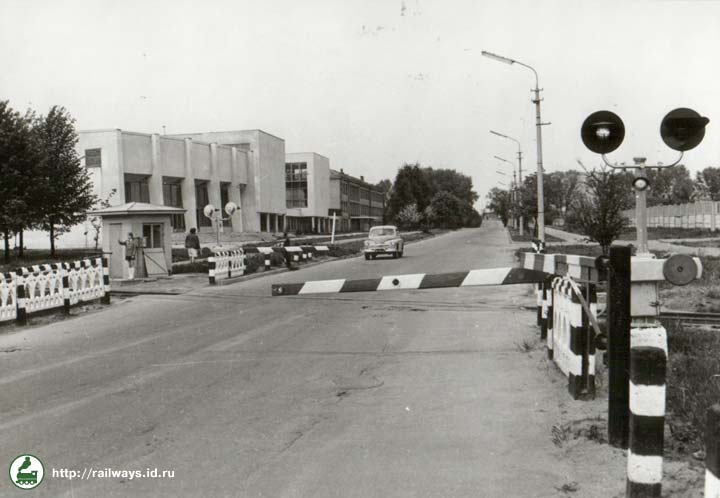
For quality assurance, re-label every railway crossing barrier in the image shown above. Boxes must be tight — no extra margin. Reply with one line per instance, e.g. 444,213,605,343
0,257,110,326
208,248,246,284
271,245,707,497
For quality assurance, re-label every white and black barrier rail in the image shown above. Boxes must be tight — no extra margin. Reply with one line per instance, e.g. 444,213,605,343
4,257,110,326
209,245,331,284
271,266,548,295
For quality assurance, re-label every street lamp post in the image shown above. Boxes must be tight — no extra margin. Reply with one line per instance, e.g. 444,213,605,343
491,130,524,235
483,50,549,242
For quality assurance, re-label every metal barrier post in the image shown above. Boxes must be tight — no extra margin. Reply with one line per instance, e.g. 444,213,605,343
608,245,632,448
61,268,71,315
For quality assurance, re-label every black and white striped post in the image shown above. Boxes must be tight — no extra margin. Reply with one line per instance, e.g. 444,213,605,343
208,255,217,285
705,404,720,498
627,327,667,498
15,270,27,326
61,267,71,315
101,257,111,304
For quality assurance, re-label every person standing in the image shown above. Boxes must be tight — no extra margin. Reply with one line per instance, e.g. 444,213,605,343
185,228,201,263
118,232,139,279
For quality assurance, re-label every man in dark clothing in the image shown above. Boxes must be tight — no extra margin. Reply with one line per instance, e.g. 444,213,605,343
185,228,201,263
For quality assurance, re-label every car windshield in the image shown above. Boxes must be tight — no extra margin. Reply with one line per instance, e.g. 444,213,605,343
369,228,396,238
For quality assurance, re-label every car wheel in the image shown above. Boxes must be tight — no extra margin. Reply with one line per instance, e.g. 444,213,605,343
392,251,398,259
371,254,376,260
365,254,370,260
399,250,404,258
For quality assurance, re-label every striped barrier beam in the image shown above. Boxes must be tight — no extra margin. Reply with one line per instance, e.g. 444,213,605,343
272,267,549,296
627,326,667,498
705,405,720,498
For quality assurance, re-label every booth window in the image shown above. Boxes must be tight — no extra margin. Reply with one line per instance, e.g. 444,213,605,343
142,224,163,249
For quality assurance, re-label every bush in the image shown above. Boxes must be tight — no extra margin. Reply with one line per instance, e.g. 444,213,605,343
666,323,720,452
172,261,209,274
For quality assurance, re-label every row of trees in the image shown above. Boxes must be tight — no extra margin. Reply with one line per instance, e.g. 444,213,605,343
488,163,720,253
380,163,482,229
0,101,95,260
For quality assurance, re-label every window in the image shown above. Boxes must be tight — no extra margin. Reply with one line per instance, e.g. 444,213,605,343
125,178,150,203
285,162,308,208
195,182,211,227
163,180,185,231
142,224,163,249
85,148,102,168
220,183,231,227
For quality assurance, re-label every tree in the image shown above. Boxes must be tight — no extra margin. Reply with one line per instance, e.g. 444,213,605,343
645,165,695,205
423,168,479,205
33,106,96,257
696,167,720,200
387,164,432,221
572,165,632,254
430,191,466,228
486,187,512,226
0,101,42,262
544,170,581,224
396,203,422,229
84,188,117,251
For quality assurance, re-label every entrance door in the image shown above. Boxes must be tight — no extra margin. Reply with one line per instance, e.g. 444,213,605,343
108,223,124,278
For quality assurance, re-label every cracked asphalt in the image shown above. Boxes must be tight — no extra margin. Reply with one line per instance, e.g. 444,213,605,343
0,221,576,497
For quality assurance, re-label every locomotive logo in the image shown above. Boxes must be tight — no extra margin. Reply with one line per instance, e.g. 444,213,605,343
9,454,44,490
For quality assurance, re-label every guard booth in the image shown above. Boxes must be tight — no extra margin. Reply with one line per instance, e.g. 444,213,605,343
88,202,185,279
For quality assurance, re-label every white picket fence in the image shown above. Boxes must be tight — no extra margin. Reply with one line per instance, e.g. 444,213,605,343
1,257,110,325
623,200,720,230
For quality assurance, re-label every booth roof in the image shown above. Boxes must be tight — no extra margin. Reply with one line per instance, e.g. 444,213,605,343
88,202,186,216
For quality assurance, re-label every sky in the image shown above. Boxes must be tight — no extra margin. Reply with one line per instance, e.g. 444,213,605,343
2,0,720,208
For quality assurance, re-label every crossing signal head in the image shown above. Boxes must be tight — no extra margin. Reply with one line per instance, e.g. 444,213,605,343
632,177,650,192
581,111,625,154
224,201,238,216
660,107,709,151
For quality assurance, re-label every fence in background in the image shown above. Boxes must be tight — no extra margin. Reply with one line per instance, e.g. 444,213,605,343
0,257,110,326
623,200,719,231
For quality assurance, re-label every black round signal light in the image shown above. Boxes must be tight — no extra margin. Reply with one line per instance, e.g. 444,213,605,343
660,108,709,152
581,111,625,154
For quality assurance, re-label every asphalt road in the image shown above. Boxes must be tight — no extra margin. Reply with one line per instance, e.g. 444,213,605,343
0,221,573,498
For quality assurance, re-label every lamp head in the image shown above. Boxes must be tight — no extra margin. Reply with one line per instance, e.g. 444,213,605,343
581,111,625,154
481,51,515,65
660,107,709,152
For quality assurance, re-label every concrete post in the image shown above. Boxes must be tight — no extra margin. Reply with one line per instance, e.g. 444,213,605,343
149,134,164,205
182,138,197,231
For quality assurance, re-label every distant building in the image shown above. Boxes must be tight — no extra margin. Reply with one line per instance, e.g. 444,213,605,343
329,169,385,232
284,152,330,233
27,127,383,249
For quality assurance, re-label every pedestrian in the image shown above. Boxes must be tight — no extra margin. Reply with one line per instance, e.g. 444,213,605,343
282,232,293,269
185,227,201,263
118,232,139,279
283,232,291,247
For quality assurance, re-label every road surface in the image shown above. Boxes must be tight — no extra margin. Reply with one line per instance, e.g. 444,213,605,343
0,221,575,497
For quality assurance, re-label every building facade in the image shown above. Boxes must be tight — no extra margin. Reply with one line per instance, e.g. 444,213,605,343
284,152,331,233
329,169,385,232
31,128,385,249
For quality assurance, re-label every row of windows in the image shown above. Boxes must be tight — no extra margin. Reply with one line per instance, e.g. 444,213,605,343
286,162,308,208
